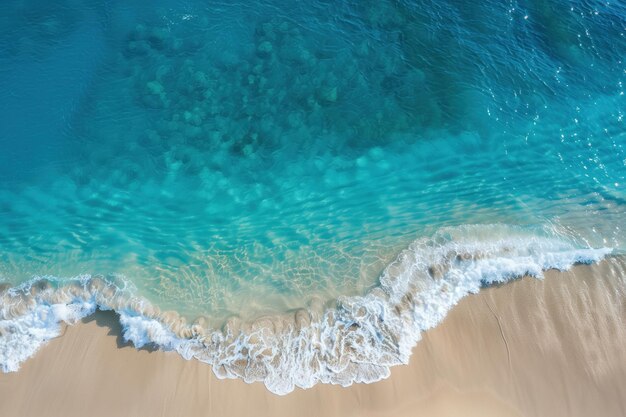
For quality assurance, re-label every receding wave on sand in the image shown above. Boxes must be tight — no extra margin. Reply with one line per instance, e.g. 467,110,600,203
0,225,614,395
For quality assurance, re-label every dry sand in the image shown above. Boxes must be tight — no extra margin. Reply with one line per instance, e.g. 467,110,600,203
1,257,625,417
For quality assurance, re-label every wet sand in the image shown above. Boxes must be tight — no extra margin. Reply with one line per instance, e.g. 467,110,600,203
1,257,625,417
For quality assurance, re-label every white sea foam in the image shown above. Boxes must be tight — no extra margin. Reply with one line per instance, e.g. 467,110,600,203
0,225,613,393
0,296,97,372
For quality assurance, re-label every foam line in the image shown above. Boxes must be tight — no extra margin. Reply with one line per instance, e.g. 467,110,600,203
0,225,612,394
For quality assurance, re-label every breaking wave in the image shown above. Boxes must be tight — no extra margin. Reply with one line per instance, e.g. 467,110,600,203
0,225,612,394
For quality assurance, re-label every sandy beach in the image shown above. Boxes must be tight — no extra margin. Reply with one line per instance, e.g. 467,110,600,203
1,256,625,417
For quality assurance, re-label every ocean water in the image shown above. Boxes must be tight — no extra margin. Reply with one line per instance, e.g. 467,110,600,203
0,0,624,393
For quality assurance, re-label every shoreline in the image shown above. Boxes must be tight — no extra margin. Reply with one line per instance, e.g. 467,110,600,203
1,257,625,416
1,228,611,392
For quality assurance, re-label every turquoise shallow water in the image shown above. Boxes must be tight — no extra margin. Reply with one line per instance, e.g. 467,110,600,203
0,0,625,393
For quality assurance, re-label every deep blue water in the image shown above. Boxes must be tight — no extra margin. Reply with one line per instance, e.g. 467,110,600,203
0,0,625,393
